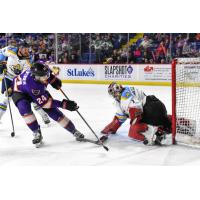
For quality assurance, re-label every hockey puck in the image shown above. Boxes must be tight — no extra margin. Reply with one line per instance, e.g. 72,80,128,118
143,139,148,145
11,132,15,137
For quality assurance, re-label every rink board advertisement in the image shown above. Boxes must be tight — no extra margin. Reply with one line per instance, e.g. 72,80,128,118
139,64,171,82
49,64,172,86
103,65,137,81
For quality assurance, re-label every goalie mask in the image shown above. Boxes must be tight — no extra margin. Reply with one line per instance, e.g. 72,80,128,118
108,82,123,101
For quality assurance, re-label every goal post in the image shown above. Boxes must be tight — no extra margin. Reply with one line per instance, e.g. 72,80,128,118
172,58,200,146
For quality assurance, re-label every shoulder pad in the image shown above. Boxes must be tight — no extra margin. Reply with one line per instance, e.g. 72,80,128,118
7,46,18,55
121,87,133,100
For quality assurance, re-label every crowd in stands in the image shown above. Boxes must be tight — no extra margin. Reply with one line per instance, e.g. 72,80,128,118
0,33,55,62
1,33,200,64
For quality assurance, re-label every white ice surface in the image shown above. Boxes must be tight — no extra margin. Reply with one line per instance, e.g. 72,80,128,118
1,83,200,166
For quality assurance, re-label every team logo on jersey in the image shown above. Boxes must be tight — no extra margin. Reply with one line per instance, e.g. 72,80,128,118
32,89,40,96
122,92,132,100
125,92,132,98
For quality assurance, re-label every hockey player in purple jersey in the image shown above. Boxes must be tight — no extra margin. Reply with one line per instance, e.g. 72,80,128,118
12,62,84,147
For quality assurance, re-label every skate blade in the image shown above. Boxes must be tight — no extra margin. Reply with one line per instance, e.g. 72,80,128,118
35,141,44,148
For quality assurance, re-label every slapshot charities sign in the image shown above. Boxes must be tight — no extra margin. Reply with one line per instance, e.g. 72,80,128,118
104,65,134,80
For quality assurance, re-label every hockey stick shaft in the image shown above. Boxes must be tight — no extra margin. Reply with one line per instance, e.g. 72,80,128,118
60,88,109,151
3,71,15,137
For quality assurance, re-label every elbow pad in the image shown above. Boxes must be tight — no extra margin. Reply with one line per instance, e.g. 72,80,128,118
49,73,62,90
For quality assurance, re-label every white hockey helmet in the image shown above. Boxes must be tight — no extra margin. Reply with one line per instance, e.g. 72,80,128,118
108,82,123,101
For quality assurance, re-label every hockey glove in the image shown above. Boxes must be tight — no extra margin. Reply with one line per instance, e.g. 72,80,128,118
5,87,13,97
0,61,7,74
61,99,79,111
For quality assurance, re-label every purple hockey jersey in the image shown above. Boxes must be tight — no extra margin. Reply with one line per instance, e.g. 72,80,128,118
13,69,62,108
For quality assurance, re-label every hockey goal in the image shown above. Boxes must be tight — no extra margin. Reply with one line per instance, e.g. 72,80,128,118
172,58,200,146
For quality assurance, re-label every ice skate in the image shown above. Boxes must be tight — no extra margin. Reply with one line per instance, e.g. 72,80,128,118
74,130,85,140
32,129,43,148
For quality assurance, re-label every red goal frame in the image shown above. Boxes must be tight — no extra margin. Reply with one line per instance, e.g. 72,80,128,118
171,59,177,144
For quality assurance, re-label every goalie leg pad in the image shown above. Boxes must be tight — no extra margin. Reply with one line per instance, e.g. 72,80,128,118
101,116,121,134
128,123,147,141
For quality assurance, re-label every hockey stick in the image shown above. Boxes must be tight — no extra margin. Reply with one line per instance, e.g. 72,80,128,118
76,134,109,145
76,137,101,145
60,88,109,151
3,71,15,137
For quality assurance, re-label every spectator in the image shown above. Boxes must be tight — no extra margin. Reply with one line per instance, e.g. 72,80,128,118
156,41,167,63
2,33,200,64
133,47,142,63
142,51,152,64
139,35,152,50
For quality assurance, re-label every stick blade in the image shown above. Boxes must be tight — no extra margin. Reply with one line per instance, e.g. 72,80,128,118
11,132,15,137
103,145,109,151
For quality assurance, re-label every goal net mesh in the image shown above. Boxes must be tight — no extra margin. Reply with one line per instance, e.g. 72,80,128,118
175,58,200,145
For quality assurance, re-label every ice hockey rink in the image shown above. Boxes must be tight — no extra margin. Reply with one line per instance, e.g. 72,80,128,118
1,83,200,166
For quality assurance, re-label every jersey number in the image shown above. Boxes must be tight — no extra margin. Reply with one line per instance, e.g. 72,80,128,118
36,95,47,105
